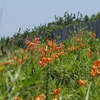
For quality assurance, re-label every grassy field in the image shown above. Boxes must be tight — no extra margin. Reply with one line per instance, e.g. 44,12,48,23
0,28,100,100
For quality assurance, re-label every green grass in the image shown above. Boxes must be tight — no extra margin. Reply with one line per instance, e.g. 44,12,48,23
0,28,100,100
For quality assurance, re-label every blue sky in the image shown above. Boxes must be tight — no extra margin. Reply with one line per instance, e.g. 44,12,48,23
0,0,100,38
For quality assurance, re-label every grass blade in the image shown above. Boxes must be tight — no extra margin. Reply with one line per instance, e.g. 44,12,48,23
85,83,91,100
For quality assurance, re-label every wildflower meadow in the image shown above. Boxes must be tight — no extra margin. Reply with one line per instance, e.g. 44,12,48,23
0,27,100,100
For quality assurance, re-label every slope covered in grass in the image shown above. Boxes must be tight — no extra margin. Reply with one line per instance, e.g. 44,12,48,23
0,28,100,100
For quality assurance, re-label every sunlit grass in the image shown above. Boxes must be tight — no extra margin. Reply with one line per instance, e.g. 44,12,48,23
0,28,100,100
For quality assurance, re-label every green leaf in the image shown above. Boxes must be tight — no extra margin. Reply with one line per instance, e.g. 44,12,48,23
22,65,33,86
23,69,43,88
85,83,91,100
1,79,6,94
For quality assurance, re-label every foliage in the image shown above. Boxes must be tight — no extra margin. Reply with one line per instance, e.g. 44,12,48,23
1,11,100,52
0,28,100,100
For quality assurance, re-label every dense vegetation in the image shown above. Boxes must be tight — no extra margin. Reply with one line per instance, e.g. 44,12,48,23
0,12,100,100
0,28,100,100
0,11,100,56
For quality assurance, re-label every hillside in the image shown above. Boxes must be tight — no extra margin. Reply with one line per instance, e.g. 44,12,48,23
0,12,100,100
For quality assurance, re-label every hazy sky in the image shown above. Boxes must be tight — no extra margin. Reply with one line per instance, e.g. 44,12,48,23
0,0,100,38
